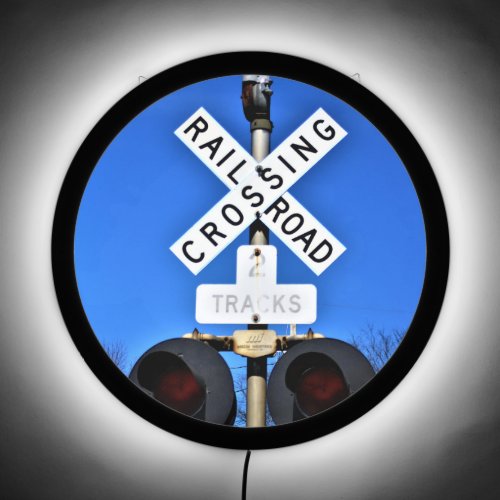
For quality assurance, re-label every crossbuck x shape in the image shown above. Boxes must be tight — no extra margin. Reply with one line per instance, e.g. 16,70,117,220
170,107,347,275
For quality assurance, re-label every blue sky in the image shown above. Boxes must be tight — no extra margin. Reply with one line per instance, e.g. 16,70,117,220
74,75,426,392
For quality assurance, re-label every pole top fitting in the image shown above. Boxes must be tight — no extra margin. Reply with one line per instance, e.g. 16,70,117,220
241,75,273,123
242,75,272,84
251,118,273,132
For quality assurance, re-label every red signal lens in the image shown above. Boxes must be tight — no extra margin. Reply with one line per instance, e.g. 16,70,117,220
295,367,349,416
153,367,205,415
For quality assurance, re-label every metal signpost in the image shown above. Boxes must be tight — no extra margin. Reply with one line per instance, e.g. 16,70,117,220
171,74,348,427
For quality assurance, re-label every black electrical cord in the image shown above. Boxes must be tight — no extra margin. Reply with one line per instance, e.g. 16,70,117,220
242,450,251,500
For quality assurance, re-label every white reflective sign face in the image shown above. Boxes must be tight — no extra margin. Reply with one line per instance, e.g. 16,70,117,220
68,68,430,432
196,245,317,324
171,108,347,275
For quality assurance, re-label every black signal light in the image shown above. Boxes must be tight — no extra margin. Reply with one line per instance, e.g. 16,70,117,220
130,338,236,425
268,339,375,424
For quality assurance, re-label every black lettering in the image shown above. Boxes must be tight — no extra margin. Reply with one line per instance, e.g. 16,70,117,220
241,295,253,313
216,148,235,166
260,167,283,190
278,155,296,173
264,197,289,222
213,294,223,313
227,159,247,185
199,137,223,160
313,119,336,141
183,116,208,142
292,228,317,253
241,185,264,207
226,295,238,313
273,295,286,313
290,135,318,161
257,294,270,313
289,295,301,313
309,239,333,263
281,213,304,235
221,204,244,226
200,222,226,247
182,241,204,263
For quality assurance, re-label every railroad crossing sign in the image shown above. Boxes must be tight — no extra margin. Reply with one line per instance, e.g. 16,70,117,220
196,245,316,324
170,107,347,275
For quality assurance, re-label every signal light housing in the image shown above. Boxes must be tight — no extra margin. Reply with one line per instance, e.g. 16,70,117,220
129,338,236,425
268,339,375,425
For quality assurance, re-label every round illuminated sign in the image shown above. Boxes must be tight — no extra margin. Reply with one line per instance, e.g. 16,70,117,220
52,52,448,449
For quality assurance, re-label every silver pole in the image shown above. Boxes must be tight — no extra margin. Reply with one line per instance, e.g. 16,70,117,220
246,126,270,428
251,129,270,163
242,75,273,427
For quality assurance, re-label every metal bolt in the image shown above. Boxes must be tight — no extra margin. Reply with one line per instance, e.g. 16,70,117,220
255,211,261,219
254,248,261,257
255,165,263,176
252,313,260,323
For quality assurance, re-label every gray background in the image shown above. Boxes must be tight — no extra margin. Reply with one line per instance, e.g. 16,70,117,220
1,1,499,499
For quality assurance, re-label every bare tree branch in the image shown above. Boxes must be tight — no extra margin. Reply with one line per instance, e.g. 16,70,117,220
351,325,405,372
103,340,129,373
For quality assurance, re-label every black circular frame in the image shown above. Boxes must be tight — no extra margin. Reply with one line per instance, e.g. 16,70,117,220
52,52,449,449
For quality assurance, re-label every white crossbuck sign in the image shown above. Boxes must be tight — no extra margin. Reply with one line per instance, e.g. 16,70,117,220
170,107,348,275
